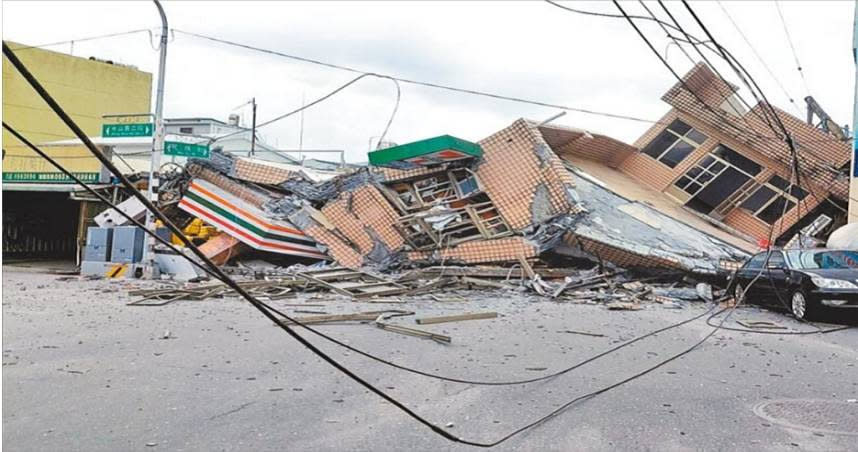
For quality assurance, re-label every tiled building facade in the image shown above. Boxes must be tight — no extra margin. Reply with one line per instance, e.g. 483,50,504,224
613,64,850,245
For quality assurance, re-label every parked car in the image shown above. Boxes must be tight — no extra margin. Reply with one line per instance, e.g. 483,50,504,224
728,248,858,320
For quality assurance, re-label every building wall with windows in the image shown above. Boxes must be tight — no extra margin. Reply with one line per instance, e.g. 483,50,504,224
615,64,845,246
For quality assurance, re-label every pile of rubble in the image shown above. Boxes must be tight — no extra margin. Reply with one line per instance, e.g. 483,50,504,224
123,262,722,342
150,119,747,281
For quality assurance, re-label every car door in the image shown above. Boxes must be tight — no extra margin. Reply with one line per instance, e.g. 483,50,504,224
762,251,791,308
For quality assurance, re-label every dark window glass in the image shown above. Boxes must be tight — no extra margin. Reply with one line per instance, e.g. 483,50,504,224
757,196,795,224
697,172,714,185
767,175,808,200
685,182,702,194
712,145,762,175
686,167,702,178
701,156,715,167
745,252,768,269
686,129,708,145
660,141,695,168
766,252,786,268
667,119,692,136
769,175,790,191
741,185,776,211
686,167,751,214
675,176,692,189
710,161,726,173
789,186,808,200
641,130,677,159
786,250,858,269
179,127,193,134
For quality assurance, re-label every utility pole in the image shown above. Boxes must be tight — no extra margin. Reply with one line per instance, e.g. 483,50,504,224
250,97,257,157
142,0,169,278
850,0,858,223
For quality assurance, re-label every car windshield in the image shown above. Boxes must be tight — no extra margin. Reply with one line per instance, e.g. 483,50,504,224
785,250,858,270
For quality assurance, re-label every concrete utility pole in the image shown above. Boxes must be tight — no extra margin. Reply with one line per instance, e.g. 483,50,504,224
142,0,169,278
850,1,858,223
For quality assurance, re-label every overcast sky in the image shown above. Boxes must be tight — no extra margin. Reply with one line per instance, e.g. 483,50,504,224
3,1,854,162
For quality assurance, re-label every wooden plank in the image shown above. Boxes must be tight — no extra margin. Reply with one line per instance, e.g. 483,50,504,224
415,312,498,325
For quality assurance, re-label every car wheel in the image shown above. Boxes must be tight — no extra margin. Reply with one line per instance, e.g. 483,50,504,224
790,290,815,320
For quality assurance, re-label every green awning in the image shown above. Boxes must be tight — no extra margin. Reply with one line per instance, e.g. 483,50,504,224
368,135,482,169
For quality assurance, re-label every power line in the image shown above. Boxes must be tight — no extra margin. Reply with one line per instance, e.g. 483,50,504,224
715,0,804,117
172,29,666,126
655,1,781,140
3,37,778,448
637,0,695,66
7,28,157,52
774,1,812,97
209,73,401,148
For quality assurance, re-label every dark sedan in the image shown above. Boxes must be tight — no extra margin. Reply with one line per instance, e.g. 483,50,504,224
728,248,858,320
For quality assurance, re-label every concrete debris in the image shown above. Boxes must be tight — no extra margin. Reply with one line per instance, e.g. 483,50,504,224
167,119,749,278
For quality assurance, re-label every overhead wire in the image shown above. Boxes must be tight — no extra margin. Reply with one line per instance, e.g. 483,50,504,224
715,0,804,116
4,119,727,389
3,34,778,447
5,5,850,444
7,28,157,51
774,1,812,97
172,29,666,126
655,0,782,139
208,73,402,148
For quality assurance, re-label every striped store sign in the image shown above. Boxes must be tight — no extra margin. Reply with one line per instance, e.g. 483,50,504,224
178,179,328,260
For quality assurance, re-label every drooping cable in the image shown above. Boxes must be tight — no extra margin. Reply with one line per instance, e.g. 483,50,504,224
774,0,812,97
715,0,803,116
172,29,666,126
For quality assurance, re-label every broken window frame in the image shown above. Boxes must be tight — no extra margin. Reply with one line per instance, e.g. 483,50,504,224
667,144,763,212
739,175,808,225
640,119,708,168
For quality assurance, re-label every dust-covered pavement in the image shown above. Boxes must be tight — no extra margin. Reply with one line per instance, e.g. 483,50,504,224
3,267,858,451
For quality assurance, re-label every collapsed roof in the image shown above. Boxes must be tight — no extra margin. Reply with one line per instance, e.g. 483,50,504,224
177,118,750,274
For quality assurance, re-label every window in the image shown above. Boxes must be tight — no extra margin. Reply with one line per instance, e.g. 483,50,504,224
673,155,727,196
641,119,708,168
744,252,768,269
711,145,761,176
739,175,808,224
766,252,785,268
179,127,193,134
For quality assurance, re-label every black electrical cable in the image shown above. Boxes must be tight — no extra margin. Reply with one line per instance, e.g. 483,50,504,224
3,115,742,447
7,9,824,441
656,1,782,138
1,40,477,446
2,120,736,389
705,307,849,335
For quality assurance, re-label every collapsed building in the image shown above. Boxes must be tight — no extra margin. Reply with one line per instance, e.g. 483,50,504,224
98,63,853,279
175,119,748,276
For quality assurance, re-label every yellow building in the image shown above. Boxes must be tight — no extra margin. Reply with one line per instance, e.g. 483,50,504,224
2,41,152,259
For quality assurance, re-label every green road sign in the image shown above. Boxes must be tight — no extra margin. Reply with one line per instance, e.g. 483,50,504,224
102,123,153,138
164,141,210,158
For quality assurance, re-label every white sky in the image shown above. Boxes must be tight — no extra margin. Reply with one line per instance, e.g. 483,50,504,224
3,1,854,163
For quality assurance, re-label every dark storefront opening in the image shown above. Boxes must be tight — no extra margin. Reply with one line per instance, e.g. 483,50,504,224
3,191,80,260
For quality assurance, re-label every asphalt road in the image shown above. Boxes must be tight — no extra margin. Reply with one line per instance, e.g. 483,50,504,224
3,267,857,451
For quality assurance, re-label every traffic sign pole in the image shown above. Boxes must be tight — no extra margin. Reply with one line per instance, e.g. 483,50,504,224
143,0,169,279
